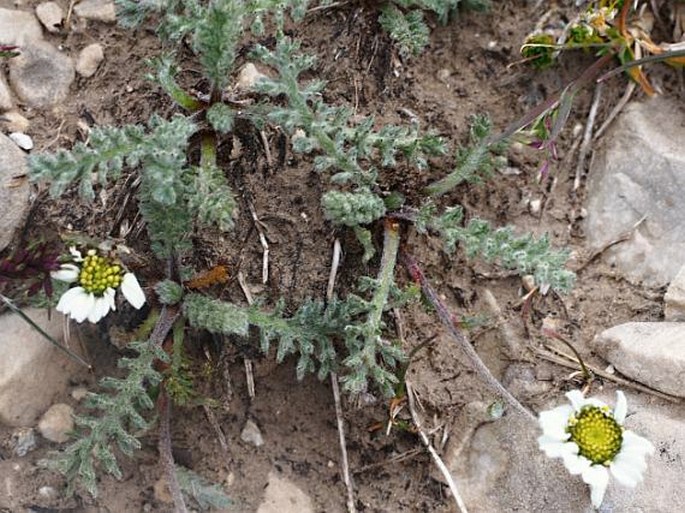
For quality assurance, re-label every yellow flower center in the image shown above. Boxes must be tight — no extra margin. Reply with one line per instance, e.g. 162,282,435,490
78,251,123,295
567,405,623,465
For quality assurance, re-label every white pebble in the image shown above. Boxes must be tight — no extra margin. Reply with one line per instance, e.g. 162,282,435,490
9,132,33,150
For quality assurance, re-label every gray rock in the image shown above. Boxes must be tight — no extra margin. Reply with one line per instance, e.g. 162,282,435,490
256,472,314,513
240,419,264,447
73,0,116,23
0,8,44,46
446,413,591,513
8,40,75,108
591,322,685,397
0,308,85,427
0,72,13,111
35,2,63,33
38,403,74,443
0,111,30,133
75,43,104,78
0,132,29,252
664,264,685,321
10,427,36,456
585,97,685,286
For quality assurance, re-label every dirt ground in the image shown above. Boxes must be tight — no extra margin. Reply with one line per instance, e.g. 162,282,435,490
1,0,683,512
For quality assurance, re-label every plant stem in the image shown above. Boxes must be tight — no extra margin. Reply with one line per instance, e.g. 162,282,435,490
401,250,535,422
368,220,401,332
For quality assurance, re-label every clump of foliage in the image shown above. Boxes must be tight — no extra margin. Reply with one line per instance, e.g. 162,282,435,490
27,0,575,500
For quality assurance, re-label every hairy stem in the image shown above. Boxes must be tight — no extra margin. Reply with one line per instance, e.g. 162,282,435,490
159,390,188,513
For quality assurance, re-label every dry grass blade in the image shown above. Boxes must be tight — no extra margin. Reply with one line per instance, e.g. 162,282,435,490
326,239,357,513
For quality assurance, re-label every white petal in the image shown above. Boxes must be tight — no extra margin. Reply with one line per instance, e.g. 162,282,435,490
539,405,573,439
51,264,80,283
56,287,86,315
614,391,627,424
622,431,655,457
88,296,113,323
611,456,644,487
58,288,96,323
581,464,610,508
566,390,587,411
105,288,116,312
538,437,577,458
69,247,84,262
121,273,145,309
562,452,592,476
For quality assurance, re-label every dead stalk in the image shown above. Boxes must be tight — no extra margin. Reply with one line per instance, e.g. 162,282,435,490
248,201,270,284
593,82,635,141
405,381,469,513
574,82,603,191
237,271,256,399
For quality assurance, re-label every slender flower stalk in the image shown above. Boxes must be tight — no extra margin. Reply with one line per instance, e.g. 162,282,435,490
52,247,146,323
538,390,654,509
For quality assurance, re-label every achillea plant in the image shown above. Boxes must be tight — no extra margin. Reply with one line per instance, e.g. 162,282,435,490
28,0,576,502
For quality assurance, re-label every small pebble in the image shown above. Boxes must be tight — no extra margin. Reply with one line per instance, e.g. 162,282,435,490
529,198,542,216
38,486,57,498
71,387,89,401
436,68,451,84
521,274,536,292
240,419,264,447
35,2,63,32
76,43,104,78
9,132,33,150
235,63,267,91
38,403,74,443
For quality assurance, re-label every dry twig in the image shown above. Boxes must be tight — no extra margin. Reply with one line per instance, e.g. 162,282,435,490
535,344,681,403
573,214,647,272
237,271,256,399
593,82,636,141
574,82,603,191
247,201,270,284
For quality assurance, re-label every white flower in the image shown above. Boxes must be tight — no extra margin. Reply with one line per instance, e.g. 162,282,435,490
538,390,654,509
52,247,146,323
